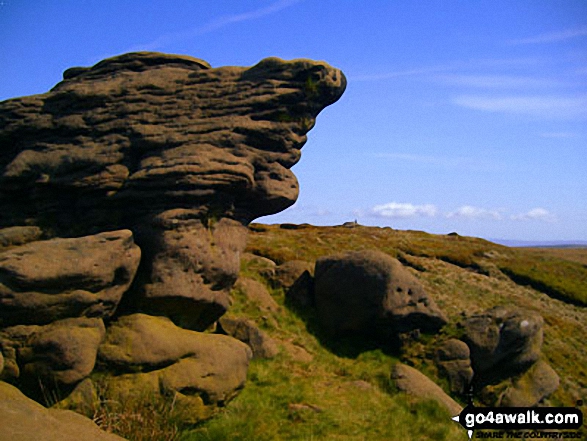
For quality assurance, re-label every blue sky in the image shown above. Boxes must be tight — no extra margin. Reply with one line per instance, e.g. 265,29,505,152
1,0,586,241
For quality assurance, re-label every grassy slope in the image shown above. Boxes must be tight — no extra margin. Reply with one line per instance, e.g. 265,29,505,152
178,224,587,440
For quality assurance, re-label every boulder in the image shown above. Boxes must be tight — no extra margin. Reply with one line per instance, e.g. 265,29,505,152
97,314,251,424
98,313,251,372
233,277,280,314
462,306,543,381
12,317,105,393
217,316,279,359
0,381,126,441
241,253,277,280
391,363,462,416
0,230,141,327
272,260,314,289
96,314,252,422
314,250,447,339
497,360,560,407
435,339,474,395
0,52,346,331
286,270,315,308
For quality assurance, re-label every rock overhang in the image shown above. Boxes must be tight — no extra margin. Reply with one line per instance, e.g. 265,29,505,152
0,51,346,229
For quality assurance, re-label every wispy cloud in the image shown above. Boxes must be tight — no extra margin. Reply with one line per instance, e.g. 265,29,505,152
374,152,503,172
371,202,437,219
453,94,587,119
511,208,557,222
446,206,503,221
509,27,587,45
435,74,563,89
127,0,302,52
349,57,542,83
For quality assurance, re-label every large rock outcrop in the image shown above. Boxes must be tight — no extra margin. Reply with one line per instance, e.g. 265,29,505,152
314,250,447,340
0,51,345,330
0,52,345,432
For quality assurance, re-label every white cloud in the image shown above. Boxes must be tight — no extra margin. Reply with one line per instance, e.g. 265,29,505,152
509,27,587,45
446,206,503,220
371,202,437,219
127,0,302,52
511,208,557,222
452,94,587,119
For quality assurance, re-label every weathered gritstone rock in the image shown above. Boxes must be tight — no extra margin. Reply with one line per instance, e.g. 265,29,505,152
272,260,314,289
0,52,346,330
233,277,280,314
461,306,543,381
314,250,447,340
1,317,105,394
0,381,127,441
98,313,251,370
217,316,279,359
391,363,462,416
497,359,560,407
97,314,251,422
0,230,141,327
435,338,474,395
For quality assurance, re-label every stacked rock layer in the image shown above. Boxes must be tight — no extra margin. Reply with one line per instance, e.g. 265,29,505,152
0,51,346,432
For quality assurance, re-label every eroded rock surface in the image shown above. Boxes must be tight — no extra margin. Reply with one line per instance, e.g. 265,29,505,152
0,381,126,441
0,52,345,429
97,314,251,421
0,52,345,329
462,306,543,380
435,338,474,395
391,363,462,416
217,316,279,359
0,230,140,327
314,250,447,340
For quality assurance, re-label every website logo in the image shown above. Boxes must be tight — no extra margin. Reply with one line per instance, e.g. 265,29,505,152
451,404,583,439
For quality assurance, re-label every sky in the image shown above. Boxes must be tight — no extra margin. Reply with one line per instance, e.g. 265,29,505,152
1,0,586,242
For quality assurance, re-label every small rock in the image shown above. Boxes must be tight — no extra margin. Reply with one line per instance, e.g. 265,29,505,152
498,360,560,407
273,260,314,289
435,339,474,395
391,363,462,416
233,277,280,314
217,317,279,359
18,317,106,391
283,342,313,363
241,253,277,280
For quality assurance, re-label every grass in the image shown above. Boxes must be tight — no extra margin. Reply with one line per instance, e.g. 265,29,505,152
62,223,586,439
246,223,587,306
